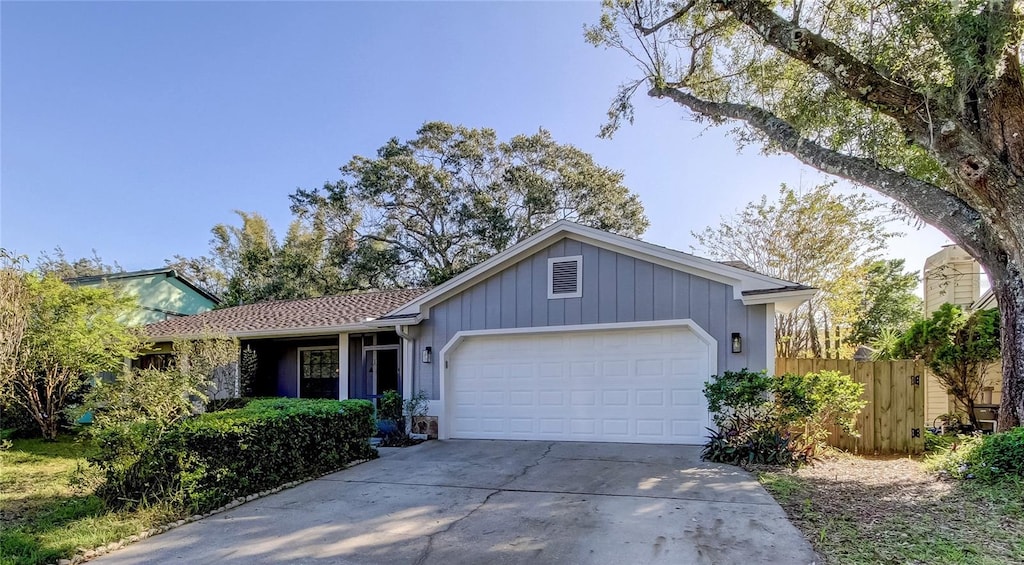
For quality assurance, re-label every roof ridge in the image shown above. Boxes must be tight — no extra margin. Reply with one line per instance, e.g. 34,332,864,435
223,287,430,309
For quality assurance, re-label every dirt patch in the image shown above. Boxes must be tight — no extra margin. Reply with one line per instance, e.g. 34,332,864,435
758,454,1024,564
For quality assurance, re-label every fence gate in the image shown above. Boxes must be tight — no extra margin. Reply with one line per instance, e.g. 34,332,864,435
775,358,926,455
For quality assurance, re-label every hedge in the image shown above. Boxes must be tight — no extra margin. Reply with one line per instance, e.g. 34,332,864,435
92,398,377,513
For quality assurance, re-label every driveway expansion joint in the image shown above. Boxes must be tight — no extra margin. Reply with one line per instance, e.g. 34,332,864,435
337,478,776,506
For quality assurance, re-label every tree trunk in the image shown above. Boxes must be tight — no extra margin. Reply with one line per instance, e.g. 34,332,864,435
991,258,1024,430
963,395,981,429
822,310,832,359
808,307,821,358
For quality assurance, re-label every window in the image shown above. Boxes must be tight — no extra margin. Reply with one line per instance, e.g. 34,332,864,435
548,255,583,299
298,347,340,400
300,348,339,380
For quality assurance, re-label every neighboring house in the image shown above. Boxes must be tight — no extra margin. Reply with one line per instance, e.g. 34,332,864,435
68,268,221,326
144,220,816,445
921,245,1002,424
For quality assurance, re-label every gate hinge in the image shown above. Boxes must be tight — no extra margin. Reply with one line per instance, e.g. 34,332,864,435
911,375,921,386
912,428,921,438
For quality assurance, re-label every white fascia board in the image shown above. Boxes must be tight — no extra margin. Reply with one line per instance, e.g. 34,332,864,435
740,289,818,313
387,220,806,318
362,315,423,328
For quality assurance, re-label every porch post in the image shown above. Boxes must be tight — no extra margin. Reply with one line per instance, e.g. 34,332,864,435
402,334,414,401
338,333,350,400
393,325,415,401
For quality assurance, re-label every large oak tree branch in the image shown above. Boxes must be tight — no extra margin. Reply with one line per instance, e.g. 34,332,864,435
649,85,1001,263
712,0,1022,219
711,0,926,119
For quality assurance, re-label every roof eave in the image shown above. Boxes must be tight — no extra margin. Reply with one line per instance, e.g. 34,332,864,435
740,288,818,313
145,322,384,342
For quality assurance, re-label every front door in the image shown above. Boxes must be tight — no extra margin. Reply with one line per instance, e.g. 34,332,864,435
299,347,340,399
365,346,401,397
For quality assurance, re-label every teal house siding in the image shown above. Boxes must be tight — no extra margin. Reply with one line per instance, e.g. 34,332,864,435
69,269,220,326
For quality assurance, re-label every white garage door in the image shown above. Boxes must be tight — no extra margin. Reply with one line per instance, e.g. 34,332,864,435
446,325,713,444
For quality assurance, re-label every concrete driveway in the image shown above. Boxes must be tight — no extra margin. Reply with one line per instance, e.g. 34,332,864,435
93,440,817,564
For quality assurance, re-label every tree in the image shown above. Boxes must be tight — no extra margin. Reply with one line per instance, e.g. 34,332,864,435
84,334,239,431
188,210,393,306
0,251,31,397
0,272,143,439
850,259,923,345
291,121,650,285
164,254,228,299
895,303,1000,427
34,247,121,279
692,183,894,358
587,0,1024,429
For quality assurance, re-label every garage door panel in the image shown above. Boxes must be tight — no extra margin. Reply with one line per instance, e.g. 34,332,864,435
447,325,711,444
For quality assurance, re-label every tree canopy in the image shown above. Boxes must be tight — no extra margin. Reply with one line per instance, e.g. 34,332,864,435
34,247,121,279
174,123,649,306
588,0,1024,427
692,182,894,358
291,121,649,286
849,259,923,345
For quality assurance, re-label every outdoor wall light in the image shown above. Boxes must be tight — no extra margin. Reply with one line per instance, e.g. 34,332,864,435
421,346,432,364
731,333,742,354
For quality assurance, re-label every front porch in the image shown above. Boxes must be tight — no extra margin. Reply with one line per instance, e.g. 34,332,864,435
242,330,406,402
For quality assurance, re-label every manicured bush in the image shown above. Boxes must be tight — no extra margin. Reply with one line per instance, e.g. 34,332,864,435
205,397,263,412
926,427,1024,482
92,398,376,513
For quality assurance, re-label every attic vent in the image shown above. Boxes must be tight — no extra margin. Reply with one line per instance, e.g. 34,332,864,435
548,256,583,299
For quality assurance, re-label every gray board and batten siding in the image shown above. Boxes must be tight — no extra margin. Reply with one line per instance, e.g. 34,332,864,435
410,237,769,399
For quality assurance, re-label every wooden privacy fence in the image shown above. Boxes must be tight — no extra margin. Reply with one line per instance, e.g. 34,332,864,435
775,358,926,455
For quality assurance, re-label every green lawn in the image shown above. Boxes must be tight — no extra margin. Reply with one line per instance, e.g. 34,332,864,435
0,436,178,565
759,455,1024,565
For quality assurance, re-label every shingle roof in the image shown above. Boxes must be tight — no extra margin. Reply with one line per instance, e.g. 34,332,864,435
144,288,429,340
719,260,759,274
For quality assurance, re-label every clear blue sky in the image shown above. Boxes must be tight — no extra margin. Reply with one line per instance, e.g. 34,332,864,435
1,1,951,281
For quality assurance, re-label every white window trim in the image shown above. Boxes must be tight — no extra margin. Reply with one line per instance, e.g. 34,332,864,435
296,346,340,399
547,255,583,299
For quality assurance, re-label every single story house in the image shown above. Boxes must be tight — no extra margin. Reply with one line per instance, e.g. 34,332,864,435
144,221,816,445
69,268,221,326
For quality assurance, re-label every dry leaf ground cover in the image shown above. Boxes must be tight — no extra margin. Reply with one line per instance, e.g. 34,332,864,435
758,454,1024,564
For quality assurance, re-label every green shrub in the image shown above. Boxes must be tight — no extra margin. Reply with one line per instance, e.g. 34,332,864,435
774,370,866,451
1,400,42,438
378,390,403,423
976,427,1024,478
92,398,377,513
703,369,773,422
702,413,808,466
924,429,969,452
701,369,865,466
926,427,1024,482
205,397,263,412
